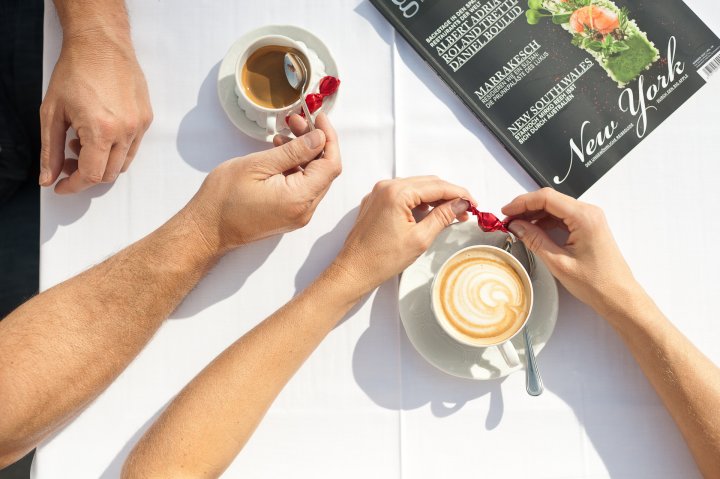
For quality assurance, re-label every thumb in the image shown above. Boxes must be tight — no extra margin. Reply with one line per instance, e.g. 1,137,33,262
268,129,325,173
508,219,566,268
417,198,469,239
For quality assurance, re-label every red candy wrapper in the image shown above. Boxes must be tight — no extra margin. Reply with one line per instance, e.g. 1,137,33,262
467,205,510,233
299,76,341,117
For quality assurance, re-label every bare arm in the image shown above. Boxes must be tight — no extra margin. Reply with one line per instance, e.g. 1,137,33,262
122,177,476,478
0,116,338,468
0,208,218,467
503,188,720,477
601,286,720,477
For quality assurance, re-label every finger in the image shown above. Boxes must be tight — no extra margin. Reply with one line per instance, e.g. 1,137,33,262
501,188,578,221
266,129,326,174
416,198,471,242
54,141,110,194
121,131,145,173
507,219,567,271
102,142,131,182
298,113,342,192
287,114,310,137
39,109,67,186
403,179,476,209
535,216,567,231
62,158,79,176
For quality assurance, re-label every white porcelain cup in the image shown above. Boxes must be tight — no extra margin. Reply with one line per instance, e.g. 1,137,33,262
234,35,325,135
431,244,534,368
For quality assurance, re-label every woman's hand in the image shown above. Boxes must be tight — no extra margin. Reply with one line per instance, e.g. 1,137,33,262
502,187,640,315
333,177,476,298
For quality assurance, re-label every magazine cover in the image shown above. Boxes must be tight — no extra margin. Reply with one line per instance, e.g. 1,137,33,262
371,0,720,197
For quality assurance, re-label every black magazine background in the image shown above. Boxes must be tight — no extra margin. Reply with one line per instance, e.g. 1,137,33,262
372,0,719,197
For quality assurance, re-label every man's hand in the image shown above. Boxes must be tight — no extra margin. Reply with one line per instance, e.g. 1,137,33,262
40,27,152,193
184,113,342,253
332,177,475,298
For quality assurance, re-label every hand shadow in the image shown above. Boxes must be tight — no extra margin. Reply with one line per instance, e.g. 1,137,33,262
353,279,506,427
294,207,373,325
40,181,113,245
177,61,268,173
170,235,281,319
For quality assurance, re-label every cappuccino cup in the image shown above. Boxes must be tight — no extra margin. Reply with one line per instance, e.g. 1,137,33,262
431,244,533,368
234,35,326,135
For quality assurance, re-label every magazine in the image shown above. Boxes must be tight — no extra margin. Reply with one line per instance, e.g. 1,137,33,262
370,0,720,197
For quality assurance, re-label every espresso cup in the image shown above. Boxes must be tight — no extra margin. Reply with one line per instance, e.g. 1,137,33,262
235,35,323,135
431,243,534,368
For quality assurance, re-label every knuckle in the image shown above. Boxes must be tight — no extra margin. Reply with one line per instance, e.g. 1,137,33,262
95,118,117,141
433,205,456,228
553,255,574,277
373,179,392,193
81,170,104,185
39,103,53,120
124,120,139,137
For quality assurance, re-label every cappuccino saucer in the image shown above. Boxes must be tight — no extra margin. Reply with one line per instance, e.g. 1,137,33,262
398,221,559,380
217,25,339,142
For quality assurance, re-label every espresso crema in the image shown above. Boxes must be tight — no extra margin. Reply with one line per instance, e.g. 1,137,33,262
435,248,529,346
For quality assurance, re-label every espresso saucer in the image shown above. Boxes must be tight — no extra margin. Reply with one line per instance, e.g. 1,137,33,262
217,25,339,142
398,221,559,380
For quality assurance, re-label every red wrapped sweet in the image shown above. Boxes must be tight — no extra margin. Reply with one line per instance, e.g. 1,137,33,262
467,205,510,233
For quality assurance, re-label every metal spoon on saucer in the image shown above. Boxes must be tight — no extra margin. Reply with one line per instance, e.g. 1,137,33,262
503,235,543,396
283,52,315,131
520,241,544,396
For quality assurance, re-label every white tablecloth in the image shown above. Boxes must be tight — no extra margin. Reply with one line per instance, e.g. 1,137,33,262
36,0,720,477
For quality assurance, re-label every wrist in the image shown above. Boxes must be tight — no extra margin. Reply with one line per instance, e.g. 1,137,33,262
57,1,133,53
593,280,656,326
177,203,227,261
318,260,371,308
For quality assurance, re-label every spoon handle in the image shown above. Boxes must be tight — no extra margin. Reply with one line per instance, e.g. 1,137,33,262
300,97,316,131
523,327,544,396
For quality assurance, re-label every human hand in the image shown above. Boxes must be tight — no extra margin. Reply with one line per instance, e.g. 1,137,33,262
185,113,341,252
502,188,640,315
40,30,152,193
332,177,476,297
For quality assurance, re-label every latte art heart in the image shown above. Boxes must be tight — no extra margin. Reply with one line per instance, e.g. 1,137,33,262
435,249,529,345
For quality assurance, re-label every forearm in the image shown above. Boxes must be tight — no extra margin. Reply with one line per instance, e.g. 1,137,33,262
601,287,720,477
122,264,363,479
0,207,220,467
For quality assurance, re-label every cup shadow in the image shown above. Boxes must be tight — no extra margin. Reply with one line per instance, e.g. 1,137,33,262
177,61,268,173
352,280,506,426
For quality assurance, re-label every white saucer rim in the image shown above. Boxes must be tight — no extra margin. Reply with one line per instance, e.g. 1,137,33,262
217,24,339,142
398,222,559,380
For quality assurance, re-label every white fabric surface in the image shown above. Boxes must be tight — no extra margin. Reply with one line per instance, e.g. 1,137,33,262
36,0,719,477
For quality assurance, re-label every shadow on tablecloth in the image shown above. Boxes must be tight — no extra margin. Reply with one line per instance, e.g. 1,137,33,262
177,62,268,173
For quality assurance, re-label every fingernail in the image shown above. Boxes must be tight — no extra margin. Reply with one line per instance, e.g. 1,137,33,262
39,168,49,185
451,198,470,216
508,221,526,238
303,130,323,149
